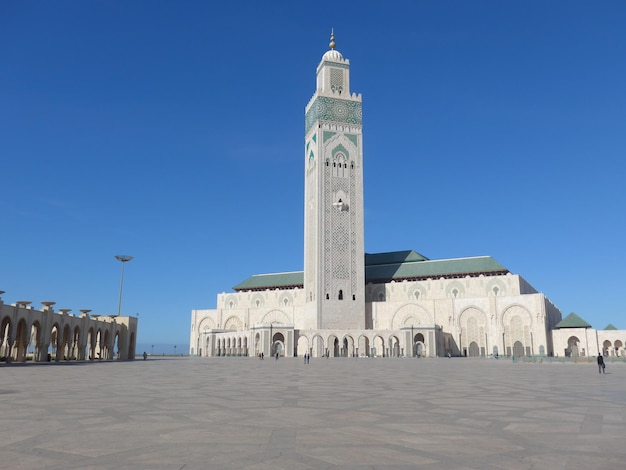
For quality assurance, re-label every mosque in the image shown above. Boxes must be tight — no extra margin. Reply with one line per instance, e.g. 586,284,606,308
189,34,623,360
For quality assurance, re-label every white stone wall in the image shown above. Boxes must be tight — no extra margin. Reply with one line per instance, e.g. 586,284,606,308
366,274,553,357
552,328,626,358
189,271,564,357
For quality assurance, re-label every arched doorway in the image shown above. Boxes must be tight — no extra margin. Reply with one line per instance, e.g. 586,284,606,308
29,321,43,362
14,319,28,362
513,341,524,357
1,317,12,358
312,335,324,358
49,324,59,361
357,335,370,357
62,325,72,361
86,328,95,360
342,336,355,357
254,333,261,357
272,332,285,357
102,330,111,359
414,333,425,357
566,336,580,357
95,329,102,359
113,332,120,359
468,341,480,357
297,336,309,357
72,326,81,360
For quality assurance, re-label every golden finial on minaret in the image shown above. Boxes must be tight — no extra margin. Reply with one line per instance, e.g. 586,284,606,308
329,28,336,50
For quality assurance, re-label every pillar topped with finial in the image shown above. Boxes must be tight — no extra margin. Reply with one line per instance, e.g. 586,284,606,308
322,29,344,62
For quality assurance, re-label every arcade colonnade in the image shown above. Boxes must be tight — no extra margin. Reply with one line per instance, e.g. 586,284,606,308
198,325,442,359
0,292,138,362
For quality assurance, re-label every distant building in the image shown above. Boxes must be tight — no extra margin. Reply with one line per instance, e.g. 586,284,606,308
190,34,617,359
552,313,624,358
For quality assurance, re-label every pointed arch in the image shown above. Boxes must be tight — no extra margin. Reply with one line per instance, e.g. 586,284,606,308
261,310,290,325
223,316,243,331
198,316,217,332
391,303,432,329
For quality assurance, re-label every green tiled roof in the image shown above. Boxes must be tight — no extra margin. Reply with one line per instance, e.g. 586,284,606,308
365,250,429,266
233,250,509,291
604,324,618,330
554,312,592,329
233,272,303,291
365,255,507,283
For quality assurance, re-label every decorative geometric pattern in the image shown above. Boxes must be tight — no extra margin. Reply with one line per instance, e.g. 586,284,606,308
350,157,357,294
331,225,350,279
223,316,243,331
305,96,362,134
198,317,216,332
261,310,290,325
390,305,431,329
330,68,344,94
467,317,480,346
332,144,348,159
324,162,332,293
321,60,349,69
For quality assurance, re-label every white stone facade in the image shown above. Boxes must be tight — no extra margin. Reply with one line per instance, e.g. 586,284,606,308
190,35,572,360
552,328,626,358
190,270,561,358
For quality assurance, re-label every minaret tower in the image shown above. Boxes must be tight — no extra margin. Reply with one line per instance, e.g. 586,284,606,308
304,31,365,330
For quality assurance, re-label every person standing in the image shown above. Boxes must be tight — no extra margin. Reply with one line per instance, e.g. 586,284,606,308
597,353,605,374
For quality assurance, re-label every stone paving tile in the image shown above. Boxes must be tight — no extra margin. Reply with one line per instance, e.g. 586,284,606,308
1,357,625,469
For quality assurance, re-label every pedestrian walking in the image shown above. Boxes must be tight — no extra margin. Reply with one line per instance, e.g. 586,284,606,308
597,353,605,374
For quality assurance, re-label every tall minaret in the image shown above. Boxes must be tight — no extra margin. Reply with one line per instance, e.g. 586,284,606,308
303,31,365,330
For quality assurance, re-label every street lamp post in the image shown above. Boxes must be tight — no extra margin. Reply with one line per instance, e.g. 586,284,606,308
114,255,133,317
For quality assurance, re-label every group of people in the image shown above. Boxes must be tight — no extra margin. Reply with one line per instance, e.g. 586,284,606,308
303,353,310,364
259,351,280,360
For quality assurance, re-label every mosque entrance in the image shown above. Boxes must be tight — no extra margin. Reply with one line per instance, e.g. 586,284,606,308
566,336,580,357
513,341,525,357
468,341,480,357
414,333,425,357
272,332,285,357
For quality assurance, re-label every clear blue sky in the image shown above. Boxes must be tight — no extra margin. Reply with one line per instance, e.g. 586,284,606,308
2,1,625,353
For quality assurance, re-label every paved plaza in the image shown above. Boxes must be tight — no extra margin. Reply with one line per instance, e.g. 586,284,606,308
1,357,625,469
